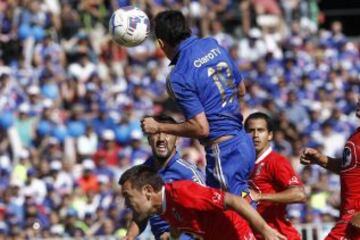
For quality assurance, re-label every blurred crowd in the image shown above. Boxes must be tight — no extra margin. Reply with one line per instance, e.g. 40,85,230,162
0,0,359,238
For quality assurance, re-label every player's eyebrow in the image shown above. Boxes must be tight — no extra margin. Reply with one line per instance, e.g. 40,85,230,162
121,191,129,197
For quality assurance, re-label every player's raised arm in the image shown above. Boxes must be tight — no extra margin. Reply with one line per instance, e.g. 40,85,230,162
238,80,246,98
141,112,209,139
123,221,140,240
122,216,149,240
300,147,341,174
224,193,287,240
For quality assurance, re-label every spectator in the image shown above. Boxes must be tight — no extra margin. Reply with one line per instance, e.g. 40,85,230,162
77,125,98,159
94,129,121,167
78,159,99,193
22,168,47,204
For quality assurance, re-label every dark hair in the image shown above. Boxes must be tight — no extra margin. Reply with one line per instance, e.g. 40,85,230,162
118,165,164,192
153,115,177,124
0,74,9,81
244,112,274,132
154,10,191,47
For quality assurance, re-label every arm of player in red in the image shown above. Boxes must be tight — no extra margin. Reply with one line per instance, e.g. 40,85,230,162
224,193,287,240
300,147,341,174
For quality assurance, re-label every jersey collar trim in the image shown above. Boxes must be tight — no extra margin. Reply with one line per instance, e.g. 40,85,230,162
255,147,272,164
161,186,166,214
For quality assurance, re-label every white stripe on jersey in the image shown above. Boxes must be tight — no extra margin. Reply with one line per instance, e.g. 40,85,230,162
176,159,205,185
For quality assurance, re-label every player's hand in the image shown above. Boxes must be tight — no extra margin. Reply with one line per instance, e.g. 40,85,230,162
350,212,360,229
120,237,135,240
262,225,287,240
141,117,160,134
249,189,261,202
300,147,327,166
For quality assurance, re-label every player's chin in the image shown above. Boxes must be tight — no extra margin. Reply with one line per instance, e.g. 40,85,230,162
155,148,168,156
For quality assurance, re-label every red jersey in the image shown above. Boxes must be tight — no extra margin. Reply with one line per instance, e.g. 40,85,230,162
326,128,360,240
161,181,255,240
250,148,302,240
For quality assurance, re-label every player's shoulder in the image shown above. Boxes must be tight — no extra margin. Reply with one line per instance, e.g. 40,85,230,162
268,150,289,161
348,128,360,143
167,180,196,194
266,151,291,167
171,159,204,181
168,68,185,82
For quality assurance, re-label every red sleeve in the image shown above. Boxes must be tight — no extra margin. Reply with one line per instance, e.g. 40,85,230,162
271,154,303,189
169,180,225,212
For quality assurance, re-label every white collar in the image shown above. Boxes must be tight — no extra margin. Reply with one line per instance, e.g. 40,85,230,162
255,147,272,164
161,186,166,214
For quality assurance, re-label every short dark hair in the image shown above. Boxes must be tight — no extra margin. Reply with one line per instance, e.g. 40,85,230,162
244,112,274,132
118,165,164,192
154,10,191,47
153,115,177,124
0,74,9,81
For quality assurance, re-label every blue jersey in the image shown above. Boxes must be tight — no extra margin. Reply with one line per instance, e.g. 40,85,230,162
167,36,244,142
143,152,205,240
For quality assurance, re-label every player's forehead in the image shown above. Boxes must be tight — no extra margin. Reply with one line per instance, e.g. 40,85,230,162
150,132,176,140
247,118,268,128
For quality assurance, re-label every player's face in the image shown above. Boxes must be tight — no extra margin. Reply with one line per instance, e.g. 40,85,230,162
246,118,273,155
356,96,360,118
148,132,177,160
121,181,153,221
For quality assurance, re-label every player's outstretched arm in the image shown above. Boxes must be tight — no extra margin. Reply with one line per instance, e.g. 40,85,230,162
300,147,341,174
141,113,209,138
250,186,306,204
122,217,149,240
123,221,140,240
238,81,246,98
224,193,287,240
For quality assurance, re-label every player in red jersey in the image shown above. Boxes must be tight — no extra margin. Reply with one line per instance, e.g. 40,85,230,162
245,112,306,239
300,97,360,240
119,165,287,240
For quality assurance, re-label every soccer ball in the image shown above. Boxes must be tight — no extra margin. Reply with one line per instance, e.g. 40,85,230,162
109,6,150,47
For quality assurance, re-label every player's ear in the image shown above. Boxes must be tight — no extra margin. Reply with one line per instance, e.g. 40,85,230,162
268,130,273,141
156,38,164,48
143,184,153,200
174,136,178,144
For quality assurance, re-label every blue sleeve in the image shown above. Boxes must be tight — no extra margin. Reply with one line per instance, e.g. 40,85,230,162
167,72,204,120
149,215,170,240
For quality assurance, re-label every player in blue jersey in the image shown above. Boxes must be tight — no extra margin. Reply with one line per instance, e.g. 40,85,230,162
125,115,204,240
141,10,255,197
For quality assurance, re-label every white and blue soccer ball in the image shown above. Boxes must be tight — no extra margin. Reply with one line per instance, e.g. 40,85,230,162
109,6,150,47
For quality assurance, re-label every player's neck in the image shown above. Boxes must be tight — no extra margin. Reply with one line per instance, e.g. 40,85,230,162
256,146,272,161
154,151,176,170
